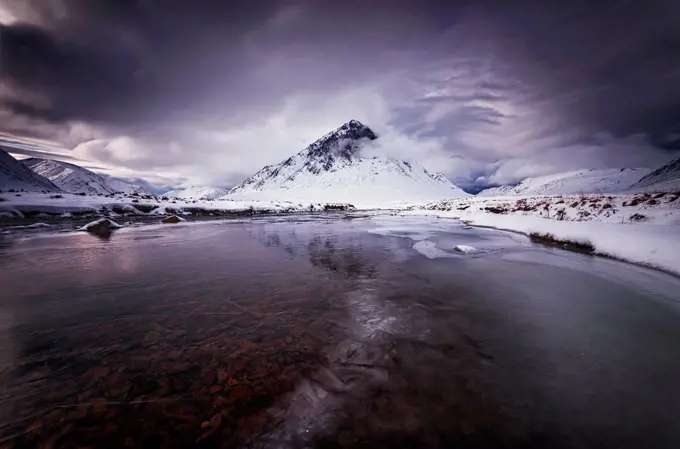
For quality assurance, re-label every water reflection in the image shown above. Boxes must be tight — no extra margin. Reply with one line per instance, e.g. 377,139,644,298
252,225,381,280
247,220,508,448
1,216,679,448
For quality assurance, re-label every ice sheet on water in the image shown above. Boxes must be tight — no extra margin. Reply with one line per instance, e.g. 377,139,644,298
367,227,433,242
9,222,51,229
412,241,457,259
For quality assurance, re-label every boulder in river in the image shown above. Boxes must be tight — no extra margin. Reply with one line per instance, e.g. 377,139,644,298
162,215,186,224
454,245,479,254
80,218,122,238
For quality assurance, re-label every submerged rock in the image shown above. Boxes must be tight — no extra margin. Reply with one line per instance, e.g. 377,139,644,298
162,215,186,224
454,245,479,254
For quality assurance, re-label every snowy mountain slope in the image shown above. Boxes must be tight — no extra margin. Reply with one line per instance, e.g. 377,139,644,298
227,120,468,206
429,172,455,185
164,186,230,200
628,157,680,192
477,168,650,197
0,148,61,192
21,158,149,195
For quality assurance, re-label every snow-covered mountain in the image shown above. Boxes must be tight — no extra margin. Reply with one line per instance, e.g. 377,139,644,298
163,186,230,200
0,148,61,192
478,168,650,197
228,120,468,206
628,157,680,192
21,158,149,195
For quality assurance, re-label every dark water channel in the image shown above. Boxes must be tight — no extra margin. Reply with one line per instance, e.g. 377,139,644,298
1,214,679,448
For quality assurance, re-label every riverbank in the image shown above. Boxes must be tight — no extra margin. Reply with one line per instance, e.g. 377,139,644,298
0,191,355,222
403,193,680,275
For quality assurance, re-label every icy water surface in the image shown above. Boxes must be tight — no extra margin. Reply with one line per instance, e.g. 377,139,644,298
1,214,680,448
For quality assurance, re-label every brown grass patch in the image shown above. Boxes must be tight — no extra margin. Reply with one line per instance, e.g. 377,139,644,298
529,232,595,254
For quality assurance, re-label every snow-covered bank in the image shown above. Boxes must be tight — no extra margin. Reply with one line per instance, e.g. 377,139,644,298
0,192,355,220
404,193,680,275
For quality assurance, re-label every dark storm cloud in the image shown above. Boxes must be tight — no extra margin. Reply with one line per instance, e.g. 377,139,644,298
1,145,84,162
0,0,278,125
1,0,679,190
0,0,455,126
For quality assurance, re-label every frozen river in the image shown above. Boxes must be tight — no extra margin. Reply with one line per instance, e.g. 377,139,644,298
1,214,679,448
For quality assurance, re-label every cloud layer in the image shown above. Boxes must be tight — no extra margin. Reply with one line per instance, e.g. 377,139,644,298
1,0,679,192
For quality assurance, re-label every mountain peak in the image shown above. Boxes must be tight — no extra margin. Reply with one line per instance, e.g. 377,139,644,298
335,119,376,140
301,120,377,170
228,120,470,204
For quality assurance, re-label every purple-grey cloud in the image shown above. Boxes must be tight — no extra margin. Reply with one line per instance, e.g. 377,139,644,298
1,0,678,191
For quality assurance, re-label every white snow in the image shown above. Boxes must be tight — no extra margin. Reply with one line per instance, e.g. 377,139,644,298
163,215,186,223
0,191,353,219
227,158,469,208
21,158,149,195
405,193,680,275
478,168,649,197
163,186,230,200
454,245,479,254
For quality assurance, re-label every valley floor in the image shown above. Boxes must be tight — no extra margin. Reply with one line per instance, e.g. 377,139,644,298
403,192,680,275
2,190,680,276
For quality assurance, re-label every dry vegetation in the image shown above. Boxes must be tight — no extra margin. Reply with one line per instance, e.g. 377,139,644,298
414,191,679,225
529,232,595,254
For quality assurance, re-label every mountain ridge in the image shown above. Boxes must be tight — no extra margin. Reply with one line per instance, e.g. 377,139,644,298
164,186,230,200
22,158,149,195
0,148,61,193
477,168,650,197
628,157,680,192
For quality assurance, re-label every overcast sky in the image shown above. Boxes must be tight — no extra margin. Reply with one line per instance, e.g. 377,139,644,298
1,0,679,192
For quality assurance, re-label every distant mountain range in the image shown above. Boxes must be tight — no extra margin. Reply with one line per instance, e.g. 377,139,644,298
0,148,60,192
3,135,679,202
228,119,469,205
0,148,149,195
163,186,230,200
477,168,650,197
21,158,149,195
